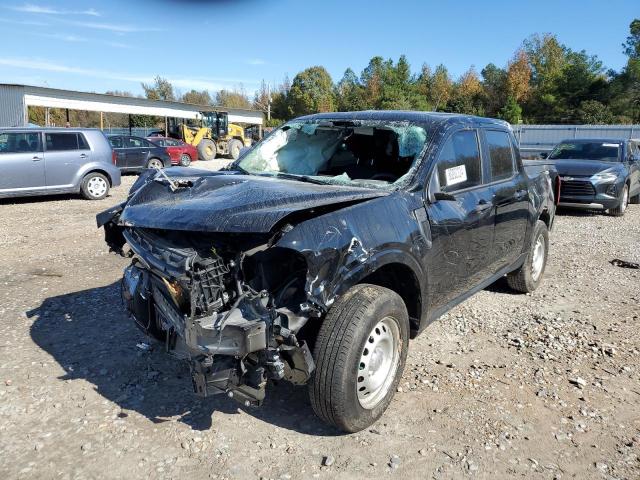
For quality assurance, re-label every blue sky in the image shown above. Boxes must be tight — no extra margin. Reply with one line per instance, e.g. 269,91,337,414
1,0,638,97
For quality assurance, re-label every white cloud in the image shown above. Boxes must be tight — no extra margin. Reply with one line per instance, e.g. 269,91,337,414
68,20,162,33
0,57,261,93
0,17,48,26
8,3,101,16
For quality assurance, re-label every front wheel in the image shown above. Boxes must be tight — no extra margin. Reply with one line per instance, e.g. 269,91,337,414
608,184,629,216
506,219,549,293
146,158,163,170
228,139,242,160
197,139,216,161
80,172,109,200
309,284,409,433
179,154,191,167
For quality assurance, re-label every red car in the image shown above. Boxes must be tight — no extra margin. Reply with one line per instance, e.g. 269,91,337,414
147,137,198,167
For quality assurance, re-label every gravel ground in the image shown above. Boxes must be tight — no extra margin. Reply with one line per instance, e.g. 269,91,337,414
0,169,639,480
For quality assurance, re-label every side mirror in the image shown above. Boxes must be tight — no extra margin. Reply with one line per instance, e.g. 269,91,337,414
434,191,456,201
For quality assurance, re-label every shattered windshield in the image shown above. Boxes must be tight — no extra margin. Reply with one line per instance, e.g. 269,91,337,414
236,121,428,189
548,142,621,162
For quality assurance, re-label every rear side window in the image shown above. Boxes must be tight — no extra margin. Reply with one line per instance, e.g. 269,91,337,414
436,130,482,192
78,133,89,150
109,136,123,148
486,130,515,181
46,133,80,151
126,137,152,148
0,132,41,154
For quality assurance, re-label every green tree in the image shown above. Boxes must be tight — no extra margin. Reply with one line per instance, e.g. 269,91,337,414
181,89,212,105
430,64,453,110
216,87,252,109
576,100,614,124
499,96,523,124
288,66,336,116
481,63,507,117
336,68,366,111
623,19,640,59
141,76,176,101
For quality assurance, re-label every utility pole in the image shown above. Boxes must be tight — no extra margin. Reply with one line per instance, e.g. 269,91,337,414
267,83,271,121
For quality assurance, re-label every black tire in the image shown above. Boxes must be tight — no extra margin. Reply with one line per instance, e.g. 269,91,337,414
609,183,629,216
228,139,242,160
179,153,191,167
146,158,164,170
80,172,109,200
506,220,549,293
630,193,640,205
309,284,409,433
197,139,216,161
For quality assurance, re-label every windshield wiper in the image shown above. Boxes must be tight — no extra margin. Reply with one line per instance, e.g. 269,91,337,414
224,163,249,174
271,172,327,185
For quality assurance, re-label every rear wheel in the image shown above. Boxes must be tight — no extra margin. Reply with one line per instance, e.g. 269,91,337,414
309,284,409,433
80,172,109,200
146,158,163,170
179,154,191,167
506,220,549,293
228,139,242,160
609,184,629,216
197,139,216,161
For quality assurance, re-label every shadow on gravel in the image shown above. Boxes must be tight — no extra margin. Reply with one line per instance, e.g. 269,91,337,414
0,193,118,205
28,282,338,436
555,207,603,217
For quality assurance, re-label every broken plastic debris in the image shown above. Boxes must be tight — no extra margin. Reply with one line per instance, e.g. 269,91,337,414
609,258,639,269
136,342,152,351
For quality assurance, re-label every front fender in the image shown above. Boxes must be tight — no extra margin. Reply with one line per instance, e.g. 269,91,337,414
274,193,429,315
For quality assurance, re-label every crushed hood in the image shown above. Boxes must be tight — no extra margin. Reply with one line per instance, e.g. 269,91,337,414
117,171,388,233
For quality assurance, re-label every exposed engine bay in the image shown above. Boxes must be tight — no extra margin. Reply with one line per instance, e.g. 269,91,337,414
114,225,319,407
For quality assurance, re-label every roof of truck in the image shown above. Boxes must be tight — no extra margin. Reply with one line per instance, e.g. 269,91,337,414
296,110,511,128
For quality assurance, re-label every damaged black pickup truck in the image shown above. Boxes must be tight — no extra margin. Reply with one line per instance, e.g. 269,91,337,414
98,111,558,432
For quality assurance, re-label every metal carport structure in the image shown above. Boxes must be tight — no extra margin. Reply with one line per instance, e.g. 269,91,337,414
0,83,263,130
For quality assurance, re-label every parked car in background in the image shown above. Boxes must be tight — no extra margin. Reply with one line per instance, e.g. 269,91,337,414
147,137,198,167
546,139,640,216
98,111,558,432
0,128,120,200
108,135,171,172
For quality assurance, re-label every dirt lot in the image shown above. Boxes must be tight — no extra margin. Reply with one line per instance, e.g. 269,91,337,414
1,173,639,480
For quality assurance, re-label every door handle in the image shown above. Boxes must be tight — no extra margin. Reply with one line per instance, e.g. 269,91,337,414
80,153,87,159
32,156,42,161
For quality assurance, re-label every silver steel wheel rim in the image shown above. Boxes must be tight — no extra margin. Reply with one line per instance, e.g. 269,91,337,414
531,234,545,281
357,317,400,410
148,160,162,169
87,177,107,197
621,186,628,212
180,155,190,166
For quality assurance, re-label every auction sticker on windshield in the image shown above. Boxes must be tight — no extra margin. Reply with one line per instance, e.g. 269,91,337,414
445,165,467,186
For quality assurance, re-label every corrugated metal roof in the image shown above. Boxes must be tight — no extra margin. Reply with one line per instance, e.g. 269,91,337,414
0,83,263,126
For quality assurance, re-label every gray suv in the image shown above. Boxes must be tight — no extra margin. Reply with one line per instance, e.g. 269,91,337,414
0,128,121,200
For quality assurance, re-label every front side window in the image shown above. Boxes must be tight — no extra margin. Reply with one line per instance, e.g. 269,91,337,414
0,132,41,154
486,130,515,182
237,121,429,189
548,141,621,162
46,133,78,151
435,130,482,192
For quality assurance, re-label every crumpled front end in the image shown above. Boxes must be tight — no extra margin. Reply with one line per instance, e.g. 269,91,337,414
104,214,316,407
